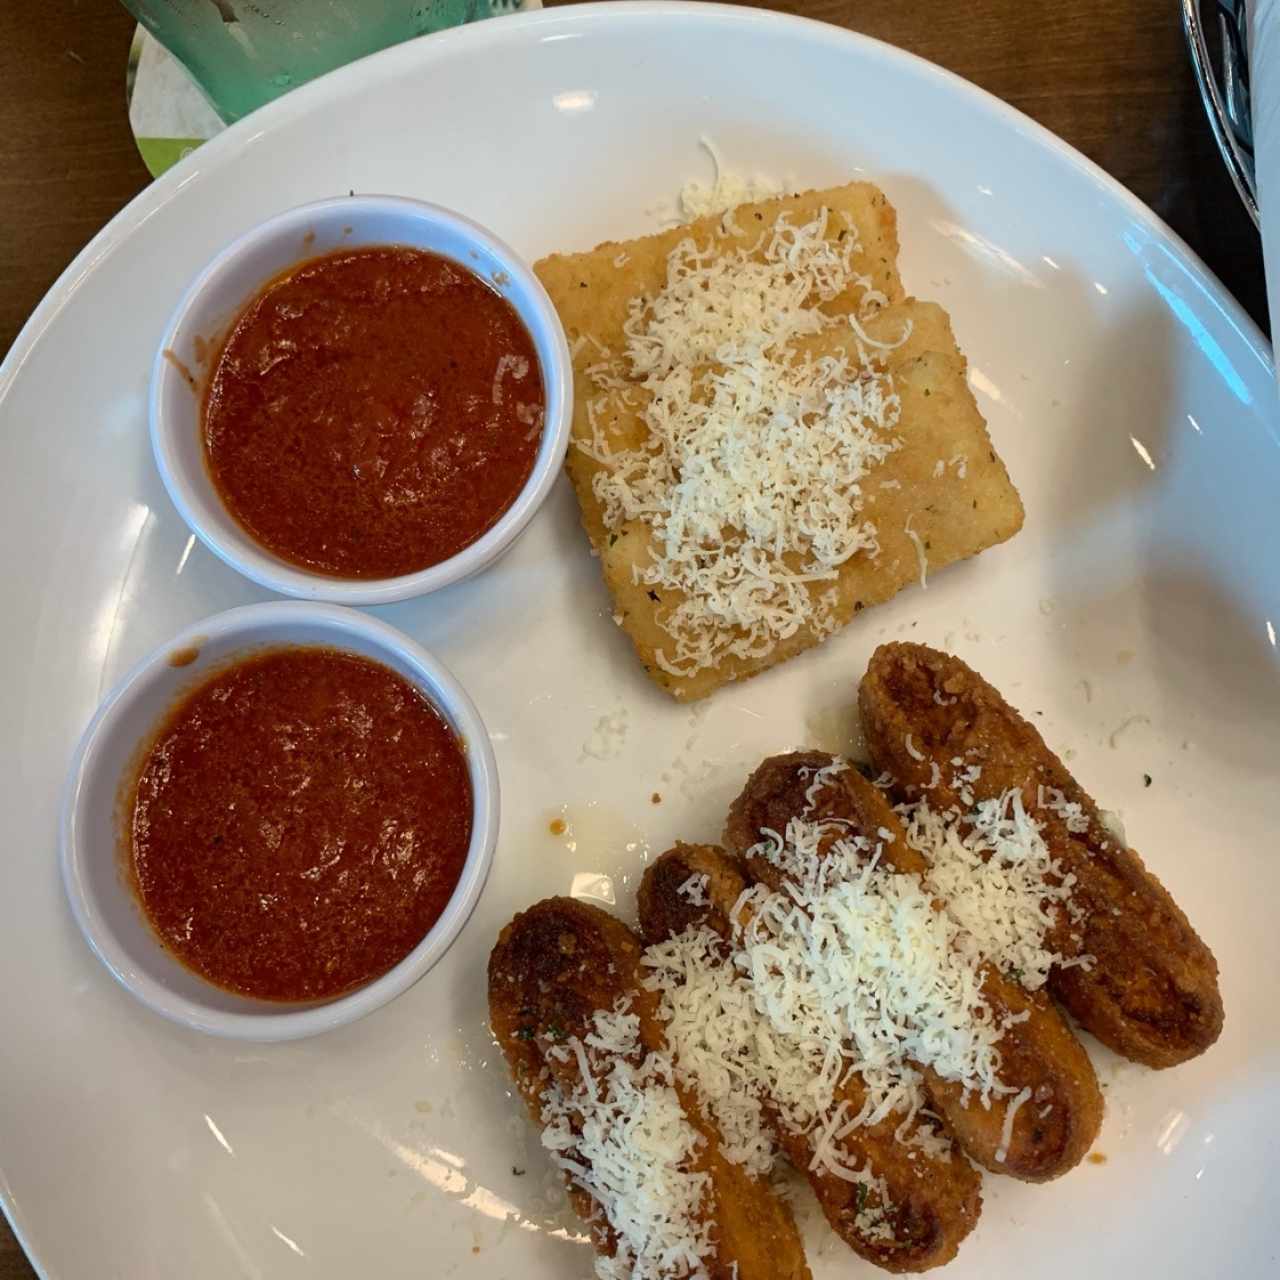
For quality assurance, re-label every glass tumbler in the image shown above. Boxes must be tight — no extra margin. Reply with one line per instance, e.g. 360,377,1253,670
120,0,495,124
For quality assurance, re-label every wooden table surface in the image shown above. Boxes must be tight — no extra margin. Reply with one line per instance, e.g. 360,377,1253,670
0,0,1265,1274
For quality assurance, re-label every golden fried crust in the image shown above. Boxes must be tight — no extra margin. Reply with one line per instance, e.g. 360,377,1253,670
687,1109,812,1280
637,842,748,945
859,642,1224,1069
537,184,1023,704
722,751,927,883
488,898,810,1280
640,845,982,1274
920,972,1103,1182
724,753,1102,1181
488,898,643,1255
636,847,815,1278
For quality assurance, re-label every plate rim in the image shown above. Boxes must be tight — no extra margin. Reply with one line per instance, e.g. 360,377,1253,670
0,2,1272,1274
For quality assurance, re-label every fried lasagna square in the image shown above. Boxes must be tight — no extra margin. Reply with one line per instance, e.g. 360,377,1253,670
535,184,1023,701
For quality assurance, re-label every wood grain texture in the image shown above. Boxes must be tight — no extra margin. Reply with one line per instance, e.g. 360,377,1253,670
0,1227,36,1280
0,0,1265,1273
0,0,151,358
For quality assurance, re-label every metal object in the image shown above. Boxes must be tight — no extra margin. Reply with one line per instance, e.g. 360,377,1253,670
1184,0,1260,227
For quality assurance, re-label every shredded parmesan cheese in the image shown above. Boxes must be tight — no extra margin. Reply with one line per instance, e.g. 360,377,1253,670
491,352,530,405
677,873,710,908
904,515,929,589
642,786,1037,1199
677,137,784,221
541,1005,716,1280
635,758,1099,1249
1036,784,1091,834
642,925,783,1178
582,203,908,677
736,817,1015,1114
899,789,1094,991
994,1086,1031,1164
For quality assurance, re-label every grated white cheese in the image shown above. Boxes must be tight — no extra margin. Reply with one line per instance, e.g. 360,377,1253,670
801,755,851,810
643,806,1022,1197
677,873,711,908
1036,784,1091,834
677,137,784,221
903,515,929,589
645,761,943,1208
637,764,1106,1240
738,817,1015,1114
952,760,982,808
642,924,782,1178
993,1086,1031,1165
583,204,908,677
899,789,1093,991
541,1005,715,1280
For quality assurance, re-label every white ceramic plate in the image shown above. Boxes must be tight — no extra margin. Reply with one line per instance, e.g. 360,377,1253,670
2,4,1276,1277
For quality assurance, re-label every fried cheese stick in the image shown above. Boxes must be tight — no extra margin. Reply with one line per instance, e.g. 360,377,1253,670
489,897,810,1280
859,642,1224,1069
638,844,982,1273
724,753,1103,1182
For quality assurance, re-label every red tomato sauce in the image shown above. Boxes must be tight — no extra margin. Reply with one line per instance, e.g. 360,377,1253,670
203,246,544,579
128,647,473,1002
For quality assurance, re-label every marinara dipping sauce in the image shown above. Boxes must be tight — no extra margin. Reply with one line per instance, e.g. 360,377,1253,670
127,647,473,1002
202,246,545,579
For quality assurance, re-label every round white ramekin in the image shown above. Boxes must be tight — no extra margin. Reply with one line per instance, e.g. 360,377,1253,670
149,194,572,604
59,601,499,1042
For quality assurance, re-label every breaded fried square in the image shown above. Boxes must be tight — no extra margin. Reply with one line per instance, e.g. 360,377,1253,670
536,186,1022,700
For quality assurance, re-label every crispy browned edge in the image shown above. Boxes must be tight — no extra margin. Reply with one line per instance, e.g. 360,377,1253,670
859,642,1224,1069
639,843,981,1272
488,896,810,1280
724,753,1103,1181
